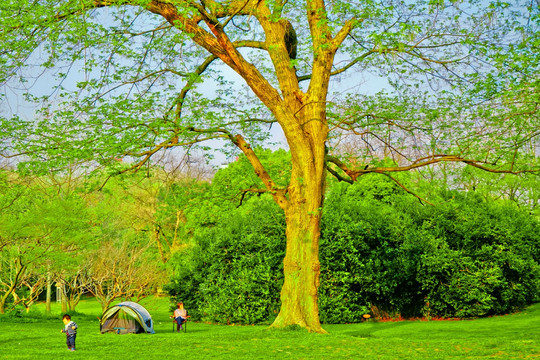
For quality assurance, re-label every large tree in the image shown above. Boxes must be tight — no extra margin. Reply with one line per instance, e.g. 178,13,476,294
1,0,539,331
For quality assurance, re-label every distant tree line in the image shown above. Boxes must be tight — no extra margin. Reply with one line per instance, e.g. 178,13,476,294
0,168,168,315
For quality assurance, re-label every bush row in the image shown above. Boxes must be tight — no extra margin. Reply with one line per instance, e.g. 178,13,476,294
319,179,540,321
167,177,540,324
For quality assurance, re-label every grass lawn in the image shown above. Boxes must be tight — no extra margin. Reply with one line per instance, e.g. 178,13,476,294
0,297,539,359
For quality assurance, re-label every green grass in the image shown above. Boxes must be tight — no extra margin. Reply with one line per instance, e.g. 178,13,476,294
1,297,539,359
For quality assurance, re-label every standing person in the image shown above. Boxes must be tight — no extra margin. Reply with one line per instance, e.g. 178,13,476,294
173,302,187,332
60,314,78,351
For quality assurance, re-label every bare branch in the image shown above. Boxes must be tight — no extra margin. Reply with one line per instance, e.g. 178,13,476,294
236,187,268,207
380,172,434,206
326,165,353,184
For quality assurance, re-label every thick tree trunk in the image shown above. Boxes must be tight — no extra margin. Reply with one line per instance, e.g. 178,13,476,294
46,271,52,314
271,198,325,332
270,104,328,333
0,294,7,314
60,284,68,313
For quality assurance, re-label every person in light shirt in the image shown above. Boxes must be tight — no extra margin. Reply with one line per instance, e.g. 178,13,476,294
173,302,187,332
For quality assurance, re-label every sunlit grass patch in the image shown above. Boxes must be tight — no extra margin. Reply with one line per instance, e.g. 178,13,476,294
1,298,538,359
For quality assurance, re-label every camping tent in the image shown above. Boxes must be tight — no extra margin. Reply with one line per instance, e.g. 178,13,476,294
100,301,155,334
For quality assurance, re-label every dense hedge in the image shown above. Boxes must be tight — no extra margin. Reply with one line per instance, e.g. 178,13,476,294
166,197,285,324
319,178,540,321
167,176,540,324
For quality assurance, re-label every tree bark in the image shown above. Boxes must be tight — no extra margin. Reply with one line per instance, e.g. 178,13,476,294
271,196,325,332
60,283,68,313
270,102,328,332
0,258,26,314
46,271,52,314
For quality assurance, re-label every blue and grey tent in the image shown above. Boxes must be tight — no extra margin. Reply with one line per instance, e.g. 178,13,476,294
100,301,155,334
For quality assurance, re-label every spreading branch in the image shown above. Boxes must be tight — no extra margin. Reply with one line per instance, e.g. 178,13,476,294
326,154,540,183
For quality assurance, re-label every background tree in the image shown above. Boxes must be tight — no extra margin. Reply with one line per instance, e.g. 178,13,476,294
108,155,213,264
55,269,93,312
1,0,539,331
29,169,96,313
0,168,95,313
10,272,45,313
86,239,165,311
0,176,53,314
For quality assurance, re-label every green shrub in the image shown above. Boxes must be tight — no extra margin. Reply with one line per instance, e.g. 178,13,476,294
166,197,285,324
319,179,540,321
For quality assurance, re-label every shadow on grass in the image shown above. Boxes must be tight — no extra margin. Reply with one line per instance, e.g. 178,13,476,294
329,320,412,339
261,324,322,335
